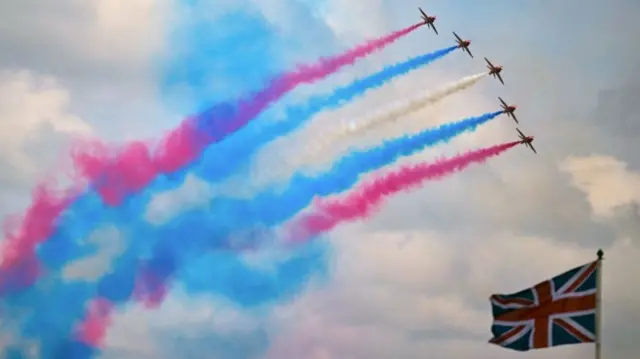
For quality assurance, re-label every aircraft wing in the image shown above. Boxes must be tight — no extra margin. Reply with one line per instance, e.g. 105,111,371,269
465,47,474,58
511,113,519,124
528,142,537,154
430,23,438,34
484,57,494,67
419,7,428,18
516,128,525,138
453,32,462,41
498,97,507,107
497,73,504,85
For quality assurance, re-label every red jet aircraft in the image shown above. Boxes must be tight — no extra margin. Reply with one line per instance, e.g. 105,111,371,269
453,32,473,58
516,128,536,154
499,97,518,123
485,57,504,84
419,8,438,34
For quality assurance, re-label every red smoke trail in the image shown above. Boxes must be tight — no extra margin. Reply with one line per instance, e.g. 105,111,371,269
0,184,80,293
75,298,114,347
73,23,424,206
287,141,521,239
133,267,169,308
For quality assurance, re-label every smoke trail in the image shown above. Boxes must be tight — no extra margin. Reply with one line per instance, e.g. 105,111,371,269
204,110,502,233
289,72,488,166
71,237,330,351
223,110,504,229
194,46,458,184
77,110,495,343
132,111,501,301
3,45,457,292
0,184,78,295
318,72,488,147
1,235,330,358
0,22,423,293
72,22,425,206
0,110,496,304
0,42,455,342
3,31,446,358
286,141,521,240
0,276,98,359
75,298,113,347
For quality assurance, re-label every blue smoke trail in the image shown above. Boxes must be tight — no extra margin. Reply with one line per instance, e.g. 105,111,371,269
159,3,288,112
193,46,458,184
136,111,502,296
0,276,96,359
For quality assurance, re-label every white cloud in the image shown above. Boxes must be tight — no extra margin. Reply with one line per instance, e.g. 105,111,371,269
0,70,91,193
327,229,455,291
150,293,262,333
145,174,215,225
102,291,266,359
462,233,594,296
91,0,168,59
256,226,639,359
0,0,170,80
62,225,124,281
560,155,640,218
320,0,388,41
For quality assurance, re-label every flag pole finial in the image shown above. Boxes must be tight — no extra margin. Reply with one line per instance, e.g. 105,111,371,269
597,249,604,260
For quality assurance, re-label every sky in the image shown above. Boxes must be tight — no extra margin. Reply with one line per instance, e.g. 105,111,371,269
0,0,639,358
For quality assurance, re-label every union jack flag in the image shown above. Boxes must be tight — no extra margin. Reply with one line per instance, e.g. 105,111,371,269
489,260,599,351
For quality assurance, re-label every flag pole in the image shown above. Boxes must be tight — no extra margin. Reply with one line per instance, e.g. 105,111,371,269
595,249,604,359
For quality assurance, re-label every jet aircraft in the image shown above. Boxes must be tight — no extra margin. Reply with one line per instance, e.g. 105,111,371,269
419,7,438,34
453,32,473,58
485,57,504,84
499,97,518,123
516,128,536,154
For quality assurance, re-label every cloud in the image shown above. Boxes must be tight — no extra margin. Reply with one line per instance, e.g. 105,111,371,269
0,0,169,82
144,174,215,225
0,70,91,217
257,225,639,359
62,225,125,281
319,0,388,41
560,155,640,219
0,70,91,168
560,155,640,242
102,293,266,359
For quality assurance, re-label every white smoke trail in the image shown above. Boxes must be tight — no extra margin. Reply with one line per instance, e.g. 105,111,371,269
290,72,488,166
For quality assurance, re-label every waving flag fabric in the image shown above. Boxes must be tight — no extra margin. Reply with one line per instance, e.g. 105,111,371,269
489,259,600,351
